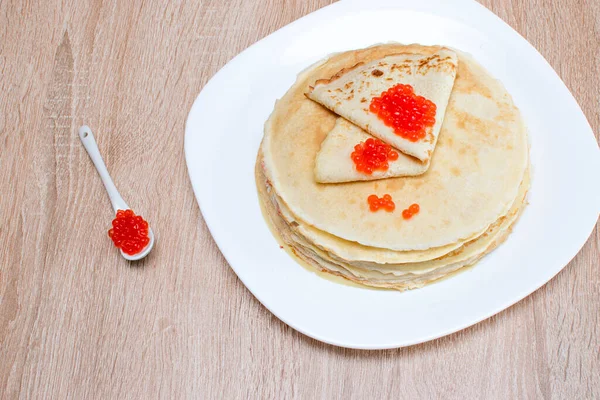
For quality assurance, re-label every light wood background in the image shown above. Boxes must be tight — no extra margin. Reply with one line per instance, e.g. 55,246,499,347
1,0,598,398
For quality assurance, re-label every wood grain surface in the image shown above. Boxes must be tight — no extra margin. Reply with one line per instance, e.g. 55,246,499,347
1,0,598,398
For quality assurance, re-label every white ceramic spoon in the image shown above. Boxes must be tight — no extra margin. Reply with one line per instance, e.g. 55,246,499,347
79,125,154,261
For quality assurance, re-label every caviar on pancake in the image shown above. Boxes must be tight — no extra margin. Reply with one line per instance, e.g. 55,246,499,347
367,194,395,212
351,137,399,174
369,84,436,142
402,203,420,219
108,209,150,255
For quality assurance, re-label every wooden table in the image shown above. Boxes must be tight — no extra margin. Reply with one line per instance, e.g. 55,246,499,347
1,0,598,398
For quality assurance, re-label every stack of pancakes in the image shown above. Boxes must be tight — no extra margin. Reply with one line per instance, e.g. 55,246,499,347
257,44,529,291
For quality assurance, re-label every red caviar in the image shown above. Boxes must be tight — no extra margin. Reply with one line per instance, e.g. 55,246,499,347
402,203,420,220
369,84,437,142
351,137,399,174
108,209,150,255
368,194,395,212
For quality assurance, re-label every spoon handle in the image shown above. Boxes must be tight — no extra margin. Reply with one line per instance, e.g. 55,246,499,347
79,125,129,213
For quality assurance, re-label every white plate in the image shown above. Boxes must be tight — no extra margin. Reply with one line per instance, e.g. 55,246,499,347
185,0,600,349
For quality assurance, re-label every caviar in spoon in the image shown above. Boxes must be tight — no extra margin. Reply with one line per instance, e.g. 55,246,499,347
108,209,150,256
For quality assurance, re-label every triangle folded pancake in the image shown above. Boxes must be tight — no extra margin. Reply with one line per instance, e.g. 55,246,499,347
306,49,458,162
315,118,429,183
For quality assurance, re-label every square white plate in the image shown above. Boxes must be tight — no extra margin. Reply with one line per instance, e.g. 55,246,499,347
185,0,600,349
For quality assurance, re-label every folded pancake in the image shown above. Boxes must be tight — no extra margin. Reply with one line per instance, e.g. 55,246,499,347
306,49,457,162
262,44,529,251
315,118,429,183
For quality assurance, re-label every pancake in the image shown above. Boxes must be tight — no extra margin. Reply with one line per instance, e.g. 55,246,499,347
314,118,429,183
291,169,529,275
306,49,457,162
276,192,468,263
262,44,528,251
257,155,529,290
261,159,526,264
